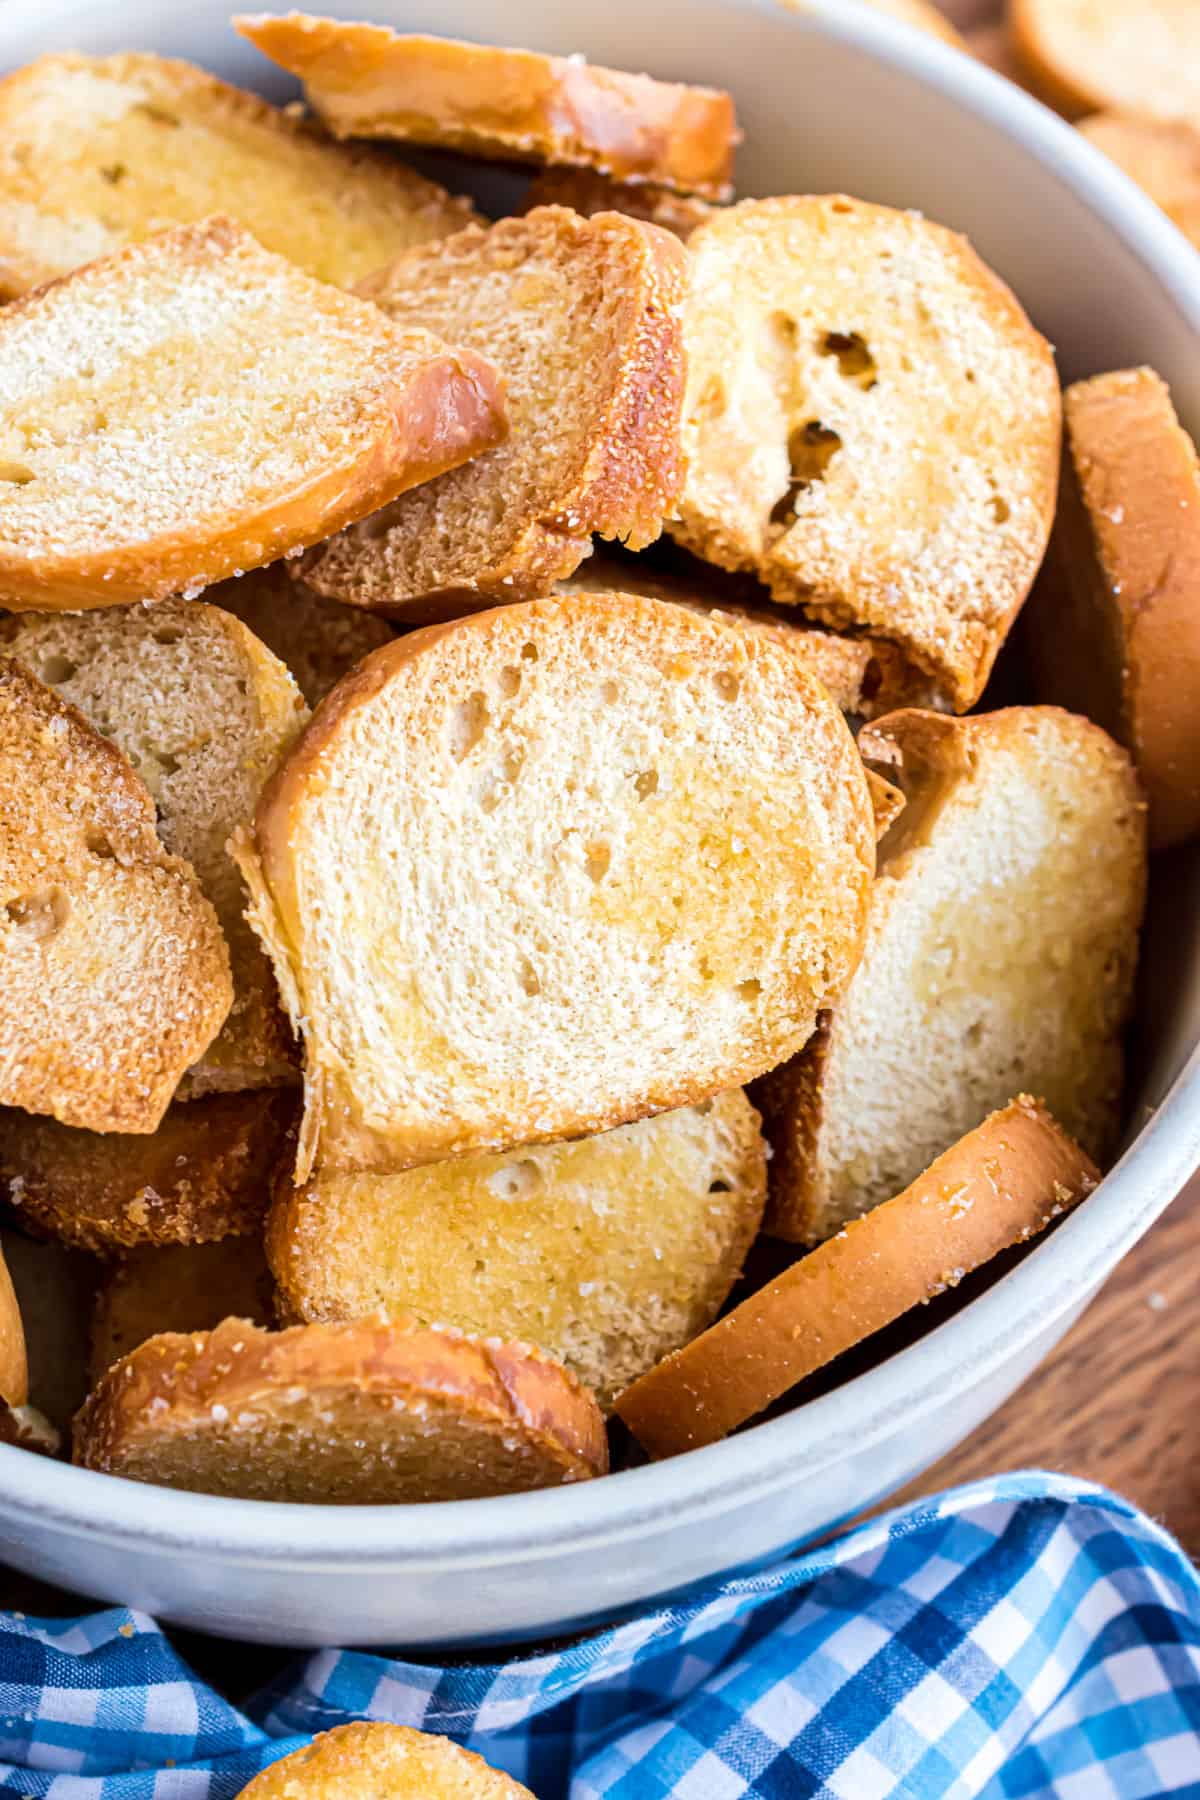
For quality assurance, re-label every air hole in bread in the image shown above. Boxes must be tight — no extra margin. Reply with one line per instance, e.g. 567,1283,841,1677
698,953,713,980
769,421,843,527
0,463,35,486
737,977,762,1000
694,1099,714,1116
635,769,659,800
709,1178,732,1192
99,162,127,186
518,958,541,997
520,642,539,662
151,627,183,646
135,102,180,126
714,670,740,702
497,665,521,699
86,831,116,860
585,842,611,882
831,201,853,214
448,691,490,760
601,679,620,704
39,654,77,684
145,744,182,777
766,311,799,353
487,1159,544,1201
819,331,877,390
965,1020,983,1045
990,495,1011,524
4,885,69,941
696,373,728,421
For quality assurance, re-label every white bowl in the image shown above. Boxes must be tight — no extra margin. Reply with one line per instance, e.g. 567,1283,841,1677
2,0,1199,1651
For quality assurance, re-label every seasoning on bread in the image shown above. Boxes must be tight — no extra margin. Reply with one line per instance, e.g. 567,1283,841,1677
0,51,479,299
671,195,1061,711
236,13,739,198
270,1090,766,1410
0,657,231,1133
0,1090,295,1255
74,1315,608,1501
303,208,688,618
0,217,505,612
233,592,875,1178
235,1723,535,1800
90,1238,276,1379
754,706,1145,1242
0,601,308,1092
1029,367,1200,850
615,1097,1098,1457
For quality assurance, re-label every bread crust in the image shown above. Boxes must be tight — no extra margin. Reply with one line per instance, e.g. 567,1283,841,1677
235,14,739,198
1010,0,1200,122
0,1245,27,1408
235,592,875,1179
615,1097,1099,1457
0,657,232,1133
1029,366,1200,849
522,168,716,239
90,1238,276,1378
0,217,506,613
74,1315,609,1500
236,1723,535,1800
0,50,480,299
0,1089,296,1255
303,209,688,616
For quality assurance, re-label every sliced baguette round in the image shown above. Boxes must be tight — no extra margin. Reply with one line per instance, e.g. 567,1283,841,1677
0,1089,296,1255
91,1238,276,1379
0,600,308,1092
672,195,1061,711
522,168,716,240
1010,0,1200,123
1078,114,1200,248
208,565,394,708
615,1097,1099,1457
270,1090,766,1411
234,592,875,1177
755,706,1146,1242
1029,367,1200,849
0,657,232,1133
235,14,739,198
0,216,505,612
74,1315,609,1502
303,207,688,617
237,1724,534,1800
0,51,479,300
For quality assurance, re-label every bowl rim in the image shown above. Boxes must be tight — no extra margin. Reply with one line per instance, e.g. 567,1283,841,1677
5,0,1200,1570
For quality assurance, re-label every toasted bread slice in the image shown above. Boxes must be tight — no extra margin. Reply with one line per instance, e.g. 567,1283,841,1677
0,601,308,1091
236,14,739,198
0,217,505,613
233,592,875,1178
671,196,1061,711
754,706,1145,1243
559,555,943,718
270,1090,765,1410
522,169,715,239
0,1090,295,1254
967,23,1040,90
0,52,479,300
0,658,231,1132
302,208,687,617
1079,115,1200,250
1,1229,97,1433
862,0,967,45
74,1315,608,1501
615,1097,1098,1456
0,1243,26,1408
91,1238,275,1379
208,565,394,707
238,1724,534,1800
1010,0,1200,123
1028,368,1200,850
865,767,906,840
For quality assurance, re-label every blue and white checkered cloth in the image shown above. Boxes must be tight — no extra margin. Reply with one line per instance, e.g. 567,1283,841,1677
0,1473,1197,1799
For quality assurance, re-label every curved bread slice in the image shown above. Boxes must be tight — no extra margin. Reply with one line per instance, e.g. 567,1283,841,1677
559,554,943,718
0,217,504,612
1,1230,96,1433
238,1724,535,1800
91,1238,275,1378
0,601,308,1091
672,196,1061,711
616,1097,1098,1456
522,169,715,240
233,592,875,1177
0,51,479,299
208,566,394,708
74,1315,608,1501
270,1090,766,1410
0,658,231,1132
1011,0,1200,122
236,14,739,198
754,706,1145,1242
1029,367,1200,850
0,1243,26,1408
0,1089,295,1254
303,208,687,617
1079,115,1200,248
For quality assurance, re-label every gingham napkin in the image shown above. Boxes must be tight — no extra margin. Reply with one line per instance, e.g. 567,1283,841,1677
0,1472,1197,1799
